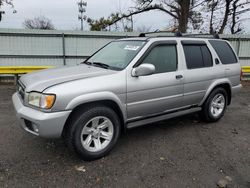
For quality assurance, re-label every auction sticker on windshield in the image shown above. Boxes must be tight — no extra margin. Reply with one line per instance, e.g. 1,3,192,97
124,45,140,51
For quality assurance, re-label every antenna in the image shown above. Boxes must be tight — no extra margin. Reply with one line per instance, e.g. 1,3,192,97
78,0,87,31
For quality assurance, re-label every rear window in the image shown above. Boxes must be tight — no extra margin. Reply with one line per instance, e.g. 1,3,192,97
209,40,238,64
183,44,213,69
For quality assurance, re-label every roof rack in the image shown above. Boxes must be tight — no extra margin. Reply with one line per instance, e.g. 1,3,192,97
138,31,220,39
138,30,173,37
182,33,220,39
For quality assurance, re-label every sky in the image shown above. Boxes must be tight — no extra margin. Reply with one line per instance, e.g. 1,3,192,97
0,0,168,31
0,0,250,33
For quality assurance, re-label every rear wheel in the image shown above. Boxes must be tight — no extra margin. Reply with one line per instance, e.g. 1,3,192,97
64,106,121,161
200,88,228,122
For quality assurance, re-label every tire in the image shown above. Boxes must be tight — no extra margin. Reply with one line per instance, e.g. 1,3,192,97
64,105,121,161
200,87,228,122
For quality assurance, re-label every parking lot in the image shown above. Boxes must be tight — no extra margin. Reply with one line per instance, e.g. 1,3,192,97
0,83,250,188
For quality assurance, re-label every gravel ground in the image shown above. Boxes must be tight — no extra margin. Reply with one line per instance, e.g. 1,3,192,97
0,83,250,188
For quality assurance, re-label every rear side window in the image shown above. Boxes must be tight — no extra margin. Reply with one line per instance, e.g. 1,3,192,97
183,45,213,69
209,40,237,64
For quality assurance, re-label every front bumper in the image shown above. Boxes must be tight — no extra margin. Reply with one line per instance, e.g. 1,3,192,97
12,92,71,138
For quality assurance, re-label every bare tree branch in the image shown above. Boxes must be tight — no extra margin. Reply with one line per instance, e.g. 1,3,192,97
23,16,55,30
87,0,198,33
0,0,16,22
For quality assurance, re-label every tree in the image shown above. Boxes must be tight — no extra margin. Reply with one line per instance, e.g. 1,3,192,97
87,0,205,33
205,0,250,34
23,16,55,30
88,0,250,34
230,0,250,34
0,0,16,22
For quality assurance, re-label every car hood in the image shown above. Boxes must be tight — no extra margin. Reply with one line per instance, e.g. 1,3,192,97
20,64,117,92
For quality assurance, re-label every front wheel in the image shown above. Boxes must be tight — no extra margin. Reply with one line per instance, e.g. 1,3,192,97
64,106,121,161
200,88,228,122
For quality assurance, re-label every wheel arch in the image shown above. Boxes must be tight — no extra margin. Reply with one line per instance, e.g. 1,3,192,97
200,80,232,106
62,99,126,138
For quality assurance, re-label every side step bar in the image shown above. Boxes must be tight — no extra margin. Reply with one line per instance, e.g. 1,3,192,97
126,107,202,129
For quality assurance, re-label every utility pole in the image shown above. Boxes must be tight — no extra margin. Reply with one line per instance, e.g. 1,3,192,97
78,0,87,31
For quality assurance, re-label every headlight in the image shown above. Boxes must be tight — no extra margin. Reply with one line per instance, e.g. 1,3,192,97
28,92,56,109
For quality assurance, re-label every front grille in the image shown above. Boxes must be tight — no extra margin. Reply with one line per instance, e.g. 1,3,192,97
17,81,25,101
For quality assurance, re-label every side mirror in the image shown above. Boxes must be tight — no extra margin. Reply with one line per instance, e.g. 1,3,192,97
132,64,155,77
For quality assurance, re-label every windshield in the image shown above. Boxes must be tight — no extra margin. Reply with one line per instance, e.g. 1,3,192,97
86,40,146,70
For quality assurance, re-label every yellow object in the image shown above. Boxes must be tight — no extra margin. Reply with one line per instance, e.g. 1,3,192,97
43,95,56,109
0,66,53,74
242,66,250,73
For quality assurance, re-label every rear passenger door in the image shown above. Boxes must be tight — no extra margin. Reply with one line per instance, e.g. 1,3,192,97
181,40,220,106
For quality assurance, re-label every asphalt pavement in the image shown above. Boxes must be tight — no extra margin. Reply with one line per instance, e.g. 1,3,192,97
0,83,250,188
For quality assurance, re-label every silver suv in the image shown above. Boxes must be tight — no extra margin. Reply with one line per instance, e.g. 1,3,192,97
12,35,242,160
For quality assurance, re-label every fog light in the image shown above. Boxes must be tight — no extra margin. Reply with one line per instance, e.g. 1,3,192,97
24,119,39,133
31,123,39,133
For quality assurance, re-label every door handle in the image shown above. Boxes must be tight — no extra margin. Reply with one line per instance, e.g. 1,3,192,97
176,75,183,80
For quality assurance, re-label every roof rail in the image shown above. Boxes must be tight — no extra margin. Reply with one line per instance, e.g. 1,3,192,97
138,31,220,39
139,30,173,37
182,33,220,39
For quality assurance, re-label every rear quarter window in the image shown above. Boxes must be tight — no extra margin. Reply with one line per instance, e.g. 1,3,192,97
209,40,238,64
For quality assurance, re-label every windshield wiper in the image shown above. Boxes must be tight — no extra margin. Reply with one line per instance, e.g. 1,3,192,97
81,61,92,65
81,61,110,69
92,62,110,69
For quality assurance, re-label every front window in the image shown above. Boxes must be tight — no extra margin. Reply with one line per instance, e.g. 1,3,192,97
86,40,146,70
141,45,177,74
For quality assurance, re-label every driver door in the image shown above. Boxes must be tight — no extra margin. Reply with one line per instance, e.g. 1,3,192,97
126,42,184,121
